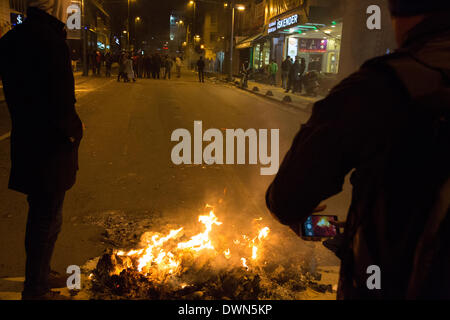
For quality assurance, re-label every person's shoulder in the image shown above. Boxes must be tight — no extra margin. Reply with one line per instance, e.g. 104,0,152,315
330,53,407,98
312,53,411,120
0,23,25,44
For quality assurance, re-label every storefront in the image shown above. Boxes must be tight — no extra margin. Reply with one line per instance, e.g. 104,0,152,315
266,6,342,75
287,21,342,74
252,39,271,71
278,21,342,74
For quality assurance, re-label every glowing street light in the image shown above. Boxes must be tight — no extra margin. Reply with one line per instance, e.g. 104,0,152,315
227,2,245,81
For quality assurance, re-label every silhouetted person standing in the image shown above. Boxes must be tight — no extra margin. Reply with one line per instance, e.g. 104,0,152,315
164,56,173,80
176,56,182,78
197,56,205,83
0,0,83,300
143,54,152,78
267,0,450,299
152,53,161,79
285,56,305,93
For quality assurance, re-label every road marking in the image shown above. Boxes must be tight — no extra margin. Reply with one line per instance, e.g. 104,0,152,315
0,131,11,141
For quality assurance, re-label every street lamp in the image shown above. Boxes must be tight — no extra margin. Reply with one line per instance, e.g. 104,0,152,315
228,2,245,81
188,1,197,42
127,0,137,50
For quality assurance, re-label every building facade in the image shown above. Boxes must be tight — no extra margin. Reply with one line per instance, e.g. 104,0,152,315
169,11,186,55
235,0,344,80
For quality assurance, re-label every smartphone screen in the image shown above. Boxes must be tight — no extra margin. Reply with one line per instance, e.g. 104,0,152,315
302,215,338,238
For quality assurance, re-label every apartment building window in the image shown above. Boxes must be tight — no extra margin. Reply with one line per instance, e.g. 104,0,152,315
9,0,26,13
210,14,217,27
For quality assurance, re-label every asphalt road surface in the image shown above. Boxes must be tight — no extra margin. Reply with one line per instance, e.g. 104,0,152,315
0,70,352,298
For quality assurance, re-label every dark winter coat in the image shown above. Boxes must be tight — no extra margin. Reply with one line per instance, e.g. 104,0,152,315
281,59,292,72
197,59,205,70
266,12,450,299
289,61,305,81
0,7,83,194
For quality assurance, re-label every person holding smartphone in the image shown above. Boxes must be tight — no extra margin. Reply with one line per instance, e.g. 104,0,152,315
266,0,450,299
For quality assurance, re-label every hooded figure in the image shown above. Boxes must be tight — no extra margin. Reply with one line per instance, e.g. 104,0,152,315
0,0,83,299
27,0,71,22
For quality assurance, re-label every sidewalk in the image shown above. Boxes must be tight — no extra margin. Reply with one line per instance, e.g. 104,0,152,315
244,79,322,112
208,72,322,113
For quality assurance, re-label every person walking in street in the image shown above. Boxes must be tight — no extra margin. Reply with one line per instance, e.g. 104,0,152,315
266,0,450,299
176,56,182,78
160,56,166,80
164,56,173,80
269,60,278,86
240,59,252,88
124,53,135,82
281,56,292,89
132,53,139,78
144,54,152,78
90,51,97,76
95,51,102,76
197,56,205,83
137,54,144,78
70,48,79,72
118,53,127,82
104,52,112,77
152,53,161,79
0,0,83,300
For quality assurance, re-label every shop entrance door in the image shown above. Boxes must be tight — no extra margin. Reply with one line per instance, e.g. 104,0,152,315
308,54,323,72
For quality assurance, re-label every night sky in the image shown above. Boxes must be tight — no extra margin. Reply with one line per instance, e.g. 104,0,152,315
105,0,187,42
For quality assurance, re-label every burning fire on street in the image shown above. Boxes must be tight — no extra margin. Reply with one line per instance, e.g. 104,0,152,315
90,204,335,300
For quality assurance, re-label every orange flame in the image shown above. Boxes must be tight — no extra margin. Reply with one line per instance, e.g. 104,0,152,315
111,207,270,279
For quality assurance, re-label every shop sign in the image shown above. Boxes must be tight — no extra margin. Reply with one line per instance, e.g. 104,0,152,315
268,14,299,34
10,13,24,27
299,38,327,52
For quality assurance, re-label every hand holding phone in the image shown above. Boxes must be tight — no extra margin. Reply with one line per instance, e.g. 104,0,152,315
287,205,327,237
300,215,340,241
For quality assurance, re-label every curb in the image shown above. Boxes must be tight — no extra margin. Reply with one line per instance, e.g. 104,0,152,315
235,83,313,113
210,77,313,113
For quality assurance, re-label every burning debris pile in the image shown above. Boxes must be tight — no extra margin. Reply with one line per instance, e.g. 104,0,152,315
89,205,334,300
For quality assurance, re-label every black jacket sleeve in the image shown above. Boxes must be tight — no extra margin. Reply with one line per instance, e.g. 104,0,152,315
47,36,83,143
265,65,406,226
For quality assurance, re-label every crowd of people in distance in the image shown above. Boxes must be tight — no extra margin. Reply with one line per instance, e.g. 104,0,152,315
70,50,184,83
